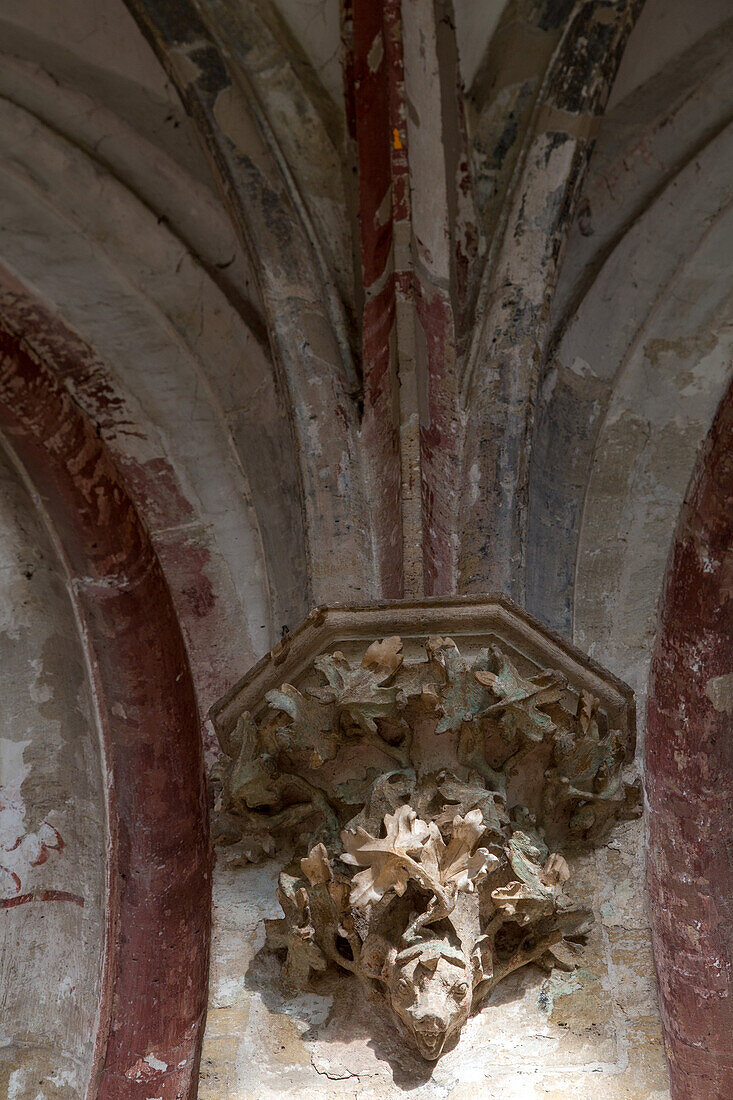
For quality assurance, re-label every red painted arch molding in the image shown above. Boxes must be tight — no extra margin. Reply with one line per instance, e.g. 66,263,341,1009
646,378,733,1098
0,319,211,1098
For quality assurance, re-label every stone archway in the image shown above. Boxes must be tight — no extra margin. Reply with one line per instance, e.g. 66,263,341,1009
0,317,211,1099
646,379,733,1098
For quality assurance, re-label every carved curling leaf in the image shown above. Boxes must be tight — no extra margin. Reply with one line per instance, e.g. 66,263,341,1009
362,635,404,678
225,713,280,809
213,827,276,866
475,645,565,742
434,773,507,836
312,637,404,735
427,636,493,733
545,690,641,838
265,874,328,989
491,831,556,922
421,809,500,892
341,805,431,908
342,803,499,914
300,842,332,886
265,683,338,767
541,852,571,886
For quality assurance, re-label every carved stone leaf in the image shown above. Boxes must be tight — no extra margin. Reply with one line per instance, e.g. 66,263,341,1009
543,940,583,971
507,829,550,884
340,805,431,908
424,809,500,892
418,822,442,880
265,873,328,989
313,650,405,734
276,873,309,923
491,880,551,921
213,825,276,866
544,691,642,837
342,805,430,863
441,809,484,866
265,683,338,766
436,774,508,837
491,830,556,921
361,636,404,677
267,918,328,989
578,691,600,737
347,857,413,908
475,646,565,742
226,713,279,808
427,637,493,734
333,767,383,807
541,852,570,886
553,693,625,793
301,842,332,886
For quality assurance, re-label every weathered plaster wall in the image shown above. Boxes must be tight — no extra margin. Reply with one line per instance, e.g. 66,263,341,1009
527,27,733,721
453,0,508,92
0,445,106,1097
0,0,176,98
574,232,733,717
0,133,280,671
270,0,345,110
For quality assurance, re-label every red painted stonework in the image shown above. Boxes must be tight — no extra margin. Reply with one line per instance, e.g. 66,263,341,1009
0,321,211,1099
0,281,244,712
417,281,461,597
348,1,465,599
646,379,733,1099
351,0,404,597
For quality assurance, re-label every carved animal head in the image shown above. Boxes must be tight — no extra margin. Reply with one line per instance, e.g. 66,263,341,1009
362,935,480,1060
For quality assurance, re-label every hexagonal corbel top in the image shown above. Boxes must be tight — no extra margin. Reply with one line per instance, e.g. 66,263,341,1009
210,595,635,757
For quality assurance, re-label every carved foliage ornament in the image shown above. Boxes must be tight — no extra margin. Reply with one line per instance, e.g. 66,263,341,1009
214,634,640,1061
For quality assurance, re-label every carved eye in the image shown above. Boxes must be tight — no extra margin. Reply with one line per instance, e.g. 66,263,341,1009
453,982,469,1000
395,978,412,999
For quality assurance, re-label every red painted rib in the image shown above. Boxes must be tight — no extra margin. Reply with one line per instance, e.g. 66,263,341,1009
0,321,211,1100
646,378,733,1099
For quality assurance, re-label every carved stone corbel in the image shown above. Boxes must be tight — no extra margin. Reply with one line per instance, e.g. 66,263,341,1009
210,597,640,1061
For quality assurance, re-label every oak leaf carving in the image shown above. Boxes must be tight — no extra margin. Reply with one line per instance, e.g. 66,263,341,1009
546,691,641,836
341,803,498,910
341,804,430,907
225,713,280,808
265,683,339,767
426,637,493,733
313,637,405,734
435,773,508,837
421,809,499,893
490,830,556,922
475,645,565,742
301,842,333,886
265,873,328,989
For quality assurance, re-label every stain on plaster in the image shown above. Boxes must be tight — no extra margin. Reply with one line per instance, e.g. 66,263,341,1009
212,83,270,168
705,672,733,714
367,31,384,74
537,971,584,1015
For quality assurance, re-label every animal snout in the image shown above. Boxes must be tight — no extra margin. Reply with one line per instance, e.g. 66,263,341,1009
408,1010,451,1060
412,1011,447,1034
